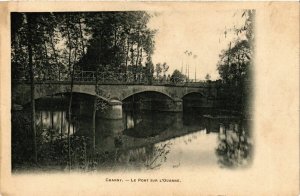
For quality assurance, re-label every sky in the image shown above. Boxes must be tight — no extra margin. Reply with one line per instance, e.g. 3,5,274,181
148,10,246,80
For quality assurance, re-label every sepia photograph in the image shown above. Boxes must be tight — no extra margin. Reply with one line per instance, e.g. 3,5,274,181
1,2,299,195
11,10,254,172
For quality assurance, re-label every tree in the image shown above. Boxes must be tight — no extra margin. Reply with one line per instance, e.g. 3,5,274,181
12,12,62,164
57,13,89,168
205,74,211,81
145,56,154,84
162,62,169,77
25,13,37,163
170,69,186,84
155,63,162,79
217,40,252,85
217,10,254,85
216,10,255,113
78,11,156,82
11,12,157,168
12,11,156,83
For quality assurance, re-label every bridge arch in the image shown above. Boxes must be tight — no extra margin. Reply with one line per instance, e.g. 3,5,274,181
182,91,205,99
121,90,175,101
122,90,182,112
58,91,111,102
20,87,111,106
181,91,216,113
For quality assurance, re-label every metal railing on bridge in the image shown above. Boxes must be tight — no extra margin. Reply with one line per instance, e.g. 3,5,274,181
13,70,210,87
72,71,208,86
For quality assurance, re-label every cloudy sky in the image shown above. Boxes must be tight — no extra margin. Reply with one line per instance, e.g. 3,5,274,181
148,10,246,80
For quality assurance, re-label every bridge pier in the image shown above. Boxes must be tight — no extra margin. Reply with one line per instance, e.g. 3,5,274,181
98,100,123,120
173,98,183,112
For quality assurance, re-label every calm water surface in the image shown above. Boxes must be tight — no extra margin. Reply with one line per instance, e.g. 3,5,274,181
32,97,252,171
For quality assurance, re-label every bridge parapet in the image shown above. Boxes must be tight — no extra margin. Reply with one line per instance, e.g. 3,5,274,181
14,70,213,87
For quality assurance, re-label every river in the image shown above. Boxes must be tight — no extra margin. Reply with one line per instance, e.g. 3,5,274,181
12,95,252,172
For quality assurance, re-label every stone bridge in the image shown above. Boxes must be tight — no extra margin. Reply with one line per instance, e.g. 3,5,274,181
12,82,224,119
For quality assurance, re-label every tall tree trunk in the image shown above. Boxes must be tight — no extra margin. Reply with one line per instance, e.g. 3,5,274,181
66,15,75,169
93,35,101,157
140,48,143,64
60,107,63,139
227,42,232,84
135,40,140,76
43,41,49,80
130,41,135,80
121,38,126,73
139,48,143,81
26,13,37,164
92,95,97,154
78,17,86,56
113,28,118,72
49,34,60,81
125,38,130,74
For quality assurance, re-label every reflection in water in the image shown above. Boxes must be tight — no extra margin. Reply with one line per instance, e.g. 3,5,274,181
216,121,252,168
36,111,76,135
123,111,178,138
14,97,252,171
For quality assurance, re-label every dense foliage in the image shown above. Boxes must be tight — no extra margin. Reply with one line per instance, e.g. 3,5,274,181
170,69,186,84
11,12,156,82
11,11,157,169
217,10,254,85
216,10,255,114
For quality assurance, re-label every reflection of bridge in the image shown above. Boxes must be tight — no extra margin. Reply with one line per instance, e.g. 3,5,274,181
13,77,228,119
